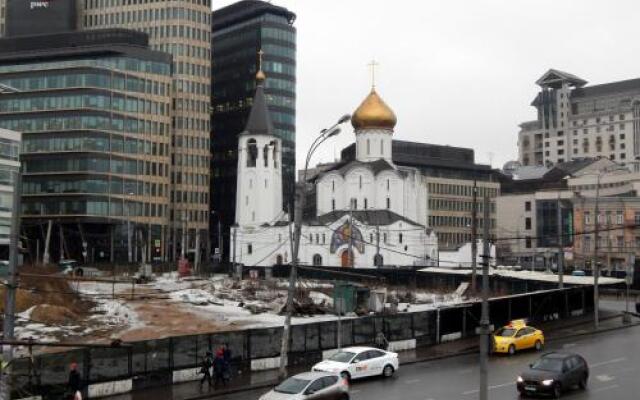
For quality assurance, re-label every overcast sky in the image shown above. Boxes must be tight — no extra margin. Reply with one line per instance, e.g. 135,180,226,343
215,0,640,171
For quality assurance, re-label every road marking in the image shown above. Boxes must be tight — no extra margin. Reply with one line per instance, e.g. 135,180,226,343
562,343,577,349
405,378,421,384
462,382,513,395
591,357,627,368
592,384,619,393
596,374,615,382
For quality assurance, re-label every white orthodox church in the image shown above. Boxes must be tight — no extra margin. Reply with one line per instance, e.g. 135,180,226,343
231,66,438,268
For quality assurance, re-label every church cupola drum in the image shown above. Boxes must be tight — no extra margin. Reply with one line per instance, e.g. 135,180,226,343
235,51,283,227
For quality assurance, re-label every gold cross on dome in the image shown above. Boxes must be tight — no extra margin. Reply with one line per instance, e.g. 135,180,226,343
258,49,264,71
368,59,379,88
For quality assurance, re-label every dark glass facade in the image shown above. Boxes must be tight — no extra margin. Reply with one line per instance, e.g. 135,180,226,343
0,29,173,263
211,1,296,259
536,199,573,248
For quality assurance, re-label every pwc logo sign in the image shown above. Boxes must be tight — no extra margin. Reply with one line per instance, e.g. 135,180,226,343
30,0,52,10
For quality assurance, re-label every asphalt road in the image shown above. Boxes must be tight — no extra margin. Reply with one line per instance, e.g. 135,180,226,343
219,324,640,400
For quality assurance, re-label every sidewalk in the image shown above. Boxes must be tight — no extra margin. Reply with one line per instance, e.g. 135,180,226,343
104,309,639,400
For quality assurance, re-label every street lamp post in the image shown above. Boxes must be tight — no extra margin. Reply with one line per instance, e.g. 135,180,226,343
279,114,350,379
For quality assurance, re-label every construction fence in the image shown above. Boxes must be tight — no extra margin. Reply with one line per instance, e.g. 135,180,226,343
10,285,594,399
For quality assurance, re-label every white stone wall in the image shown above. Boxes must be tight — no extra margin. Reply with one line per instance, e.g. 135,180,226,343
355,129,393,163
236,134,283,226
231,214,438,267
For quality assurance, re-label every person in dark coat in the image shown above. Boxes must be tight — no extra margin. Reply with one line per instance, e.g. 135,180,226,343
199,351,214,388
67,362,82,399
213,349,229,388
375,331,389,350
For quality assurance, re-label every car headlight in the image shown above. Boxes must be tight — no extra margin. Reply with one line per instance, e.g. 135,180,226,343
516,376,524,383
542,379,554,386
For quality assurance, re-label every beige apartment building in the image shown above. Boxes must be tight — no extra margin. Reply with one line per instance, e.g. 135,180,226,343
519,69,640,168
81,0,212,260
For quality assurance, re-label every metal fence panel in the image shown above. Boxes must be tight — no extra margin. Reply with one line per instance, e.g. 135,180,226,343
249,328,281,359
290,325,306,353
89,347,130,382
386,314,413,341
305,323,320,351
319,322,336,350
38,350,85,385
172,335,198,369
353,317,375,345
146,339,170,372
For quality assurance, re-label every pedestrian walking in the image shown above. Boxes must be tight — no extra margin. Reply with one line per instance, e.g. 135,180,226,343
213,349,229,388
67,362,82,400
199,351,214,389
375,331,389,350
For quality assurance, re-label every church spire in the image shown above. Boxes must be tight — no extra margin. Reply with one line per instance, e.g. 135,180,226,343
243,49,273,136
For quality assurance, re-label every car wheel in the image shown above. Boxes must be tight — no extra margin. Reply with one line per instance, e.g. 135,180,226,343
534,340,542,351
508,344,516,355
579,374,588,390
382,364,394,378
553,383,562,398
340,371,351,382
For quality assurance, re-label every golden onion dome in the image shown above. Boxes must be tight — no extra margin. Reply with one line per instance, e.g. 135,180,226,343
256,68,266,84
351,88,397,130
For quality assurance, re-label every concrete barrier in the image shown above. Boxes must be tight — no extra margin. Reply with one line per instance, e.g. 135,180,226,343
388,339,416,352
88,379,133,398
173,367,201,383
251,356,284,371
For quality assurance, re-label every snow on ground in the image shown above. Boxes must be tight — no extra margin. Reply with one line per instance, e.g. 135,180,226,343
88,299,141,329
419,266,624,285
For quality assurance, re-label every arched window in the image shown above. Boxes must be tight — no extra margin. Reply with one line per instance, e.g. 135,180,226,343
399,233,403,243
332,180,335,192
263,144,269,167
276,254,283,264
364,198,368,209
386,197,390,209
359,175,362,189
312,254,322,266
247,139,257,167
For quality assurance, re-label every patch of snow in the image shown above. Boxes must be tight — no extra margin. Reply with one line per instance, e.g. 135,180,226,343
90,299,141,329
170,289,218,305
309,291,333,306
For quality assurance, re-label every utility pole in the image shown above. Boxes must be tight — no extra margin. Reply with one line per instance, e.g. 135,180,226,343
471,178,478,291
2,169,21,399
232,226,237,277
593,174,601,330
479,194,491,400
43,219,52,265
375,223,381,267
348,198,354,268
557,194,564,288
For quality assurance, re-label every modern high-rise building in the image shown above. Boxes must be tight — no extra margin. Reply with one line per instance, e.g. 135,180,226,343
0,29,173,262
0,127,19,259
519,69,640,168
211,0,296,259
82,0,213,261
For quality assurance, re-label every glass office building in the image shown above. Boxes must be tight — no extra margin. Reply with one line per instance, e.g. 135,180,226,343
0,29,173,262
211,0,296,259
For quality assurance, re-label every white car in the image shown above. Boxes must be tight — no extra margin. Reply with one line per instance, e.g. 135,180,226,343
312,346,399,381
259,371,349,400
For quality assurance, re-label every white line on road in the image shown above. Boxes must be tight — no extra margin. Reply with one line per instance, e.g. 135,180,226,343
591,357,627,368
405,378,421,384
592,384,620,393
462,382,513,395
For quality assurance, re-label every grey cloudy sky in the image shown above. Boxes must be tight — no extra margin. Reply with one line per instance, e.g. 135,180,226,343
216,0,640,170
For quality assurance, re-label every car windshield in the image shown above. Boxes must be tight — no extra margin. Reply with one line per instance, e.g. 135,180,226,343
274,377,310,394
495,328,517,337
328,351,356,363
532,357,564,372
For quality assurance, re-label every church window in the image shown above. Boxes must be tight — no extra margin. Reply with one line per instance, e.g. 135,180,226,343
370,233,373,242
252,211,255,221
312,254,322,266
399,233,403,244
332,180,335,192
386,197,390,209
322,234,326,244
352,198,357,210
367,139,371,155
316,234,319,243
387,179,390,191
359,175,362,189
247,139,257,167
331,199,335,211
364,198,368,209
248,243,253,254
263,144,269,167
383,233,387,243
381,140,384,154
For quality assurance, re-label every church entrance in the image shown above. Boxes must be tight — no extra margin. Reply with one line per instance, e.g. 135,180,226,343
340,250,354,267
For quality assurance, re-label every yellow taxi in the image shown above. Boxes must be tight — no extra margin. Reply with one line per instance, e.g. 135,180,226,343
492,319,544,355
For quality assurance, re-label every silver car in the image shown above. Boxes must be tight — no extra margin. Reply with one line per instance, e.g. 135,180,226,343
259,371,349,400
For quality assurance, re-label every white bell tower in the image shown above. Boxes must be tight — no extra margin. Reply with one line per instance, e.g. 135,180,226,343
235,51,283,227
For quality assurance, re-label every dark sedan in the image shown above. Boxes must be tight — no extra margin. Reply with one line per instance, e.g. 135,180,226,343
516,352,589,398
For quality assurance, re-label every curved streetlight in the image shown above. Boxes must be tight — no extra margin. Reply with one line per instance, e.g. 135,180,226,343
279,114,351,379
